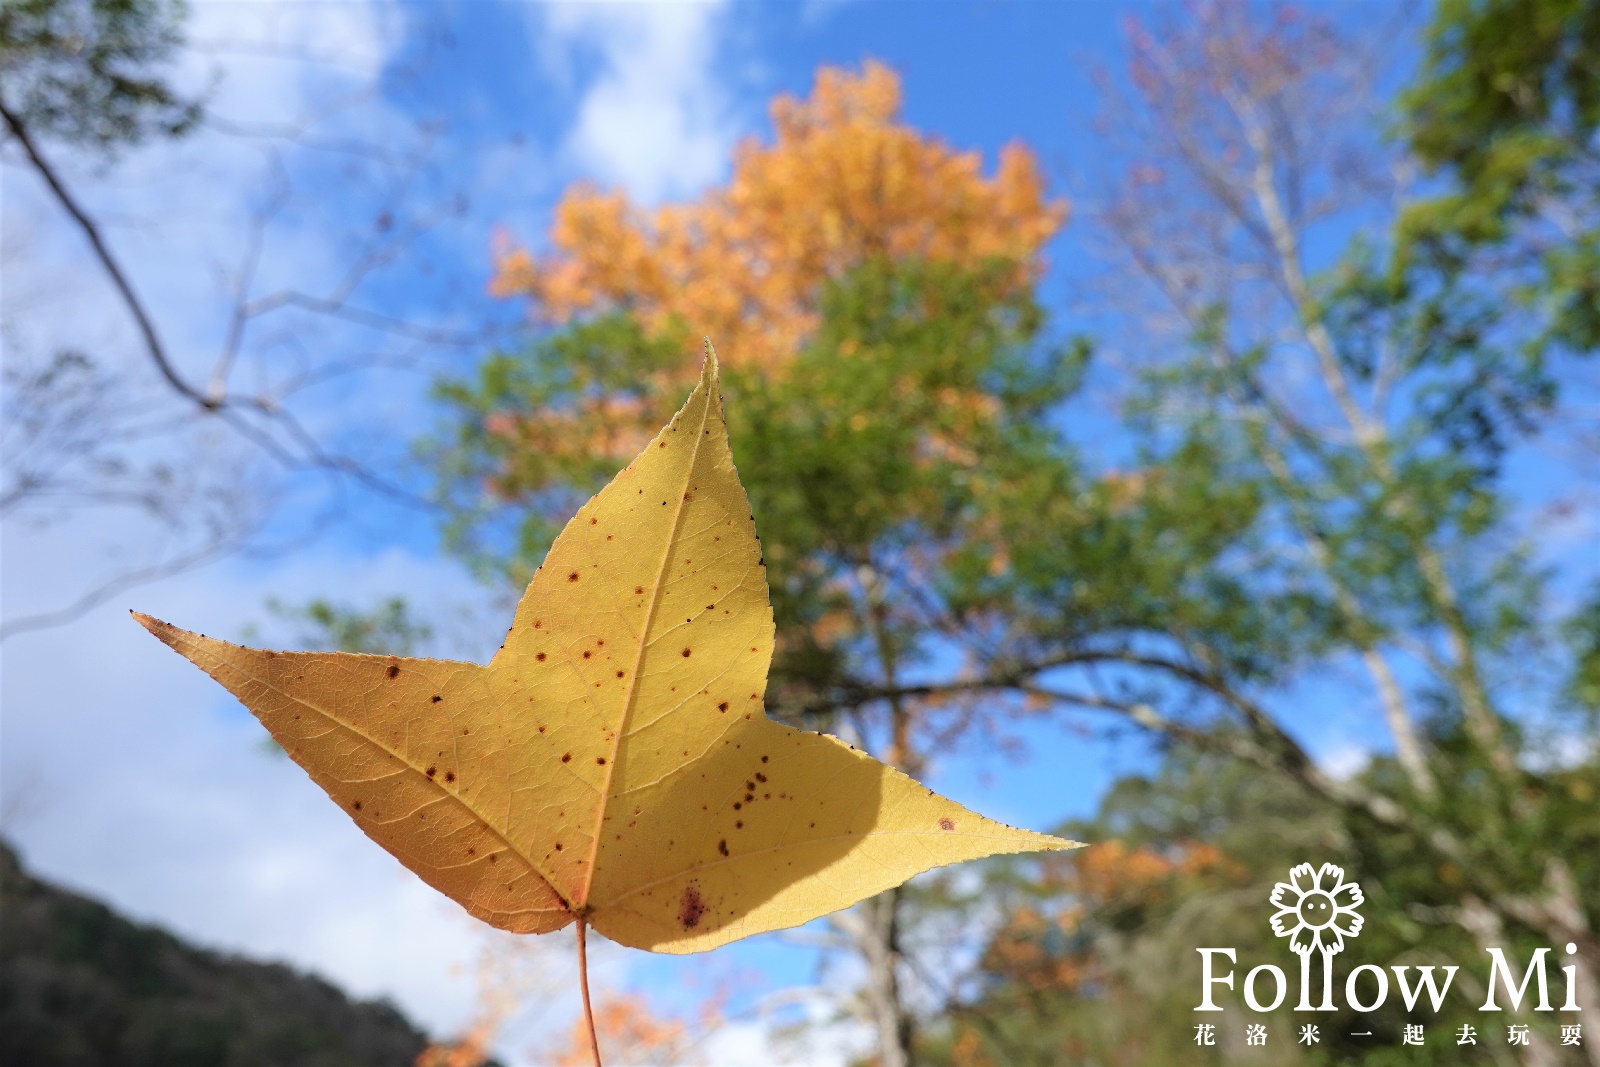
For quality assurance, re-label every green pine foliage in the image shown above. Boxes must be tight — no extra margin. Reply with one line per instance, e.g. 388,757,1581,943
1400,0,1600,354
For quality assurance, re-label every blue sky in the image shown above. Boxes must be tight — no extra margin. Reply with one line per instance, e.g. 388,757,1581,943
7,2,1591,1064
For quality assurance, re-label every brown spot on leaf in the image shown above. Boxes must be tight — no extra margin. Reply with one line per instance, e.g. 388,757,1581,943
596,757,607,765
386,664,399,679
735,821,743,829
554,843,563,851
426,767,437,778
352,801,362,811
718,840,729,856
561,753,572,763
681,648,692,657
939,818,955,832
583,650,592,659
568,571,580,582
445,772,456,783
431,695,442,703
755,773,767,783
718,702,729,712
536,652,547,661
616,670,625,678
678,883,708,928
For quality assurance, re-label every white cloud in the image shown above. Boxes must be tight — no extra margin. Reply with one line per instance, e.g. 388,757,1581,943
537,1,741,204
1319,742,1370,781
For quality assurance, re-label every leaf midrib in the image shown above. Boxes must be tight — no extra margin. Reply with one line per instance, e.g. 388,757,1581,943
577,388,713,910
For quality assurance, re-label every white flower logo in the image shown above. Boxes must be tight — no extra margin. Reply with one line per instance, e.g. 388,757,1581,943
1269,862,1364,956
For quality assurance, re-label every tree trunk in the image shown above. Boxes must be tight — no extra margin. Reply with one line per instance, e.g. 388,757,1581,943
1511,860,1600,1067
851,564,918,1066
840,887,914,1067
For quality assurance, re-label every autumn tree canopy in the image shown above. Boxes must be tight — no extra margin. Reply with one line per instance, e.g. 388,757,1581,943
489,61,1064,374
441,61,1073,569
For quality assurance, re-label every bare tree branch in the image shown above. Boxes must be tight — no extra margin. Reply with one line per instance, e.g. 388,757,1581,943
0,531,234,641
2,92,219,412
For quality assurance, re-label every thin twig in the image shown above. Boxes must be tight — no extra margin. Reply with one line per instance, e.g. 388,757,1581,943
0,537,235,641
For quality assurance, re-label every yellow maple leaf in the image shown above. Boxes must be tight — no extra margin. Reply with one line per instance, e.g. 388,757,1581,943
135,347,1077,954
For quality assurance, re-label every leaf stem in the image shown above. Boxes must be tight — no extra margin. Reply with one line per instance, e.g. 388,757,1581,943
576,917,603,1067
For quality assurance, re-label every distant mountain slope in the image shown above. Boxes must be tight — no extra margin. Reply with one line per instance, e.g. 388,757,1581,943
0,839,434,1066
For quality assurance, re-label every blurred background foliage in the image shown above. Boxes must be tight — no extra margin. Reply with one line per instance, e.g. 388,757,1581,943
4,0,1598,1064
427,2,1600,1062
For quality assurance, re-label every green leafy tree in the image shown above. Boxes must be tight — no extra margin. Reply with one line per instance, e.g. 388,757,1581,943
262,596,435,658
916,744,1592,1067
1567,585,1600,715
1401,0,1600,355
920,751,1340,1066
877,5,1600,1063
0,0,200,151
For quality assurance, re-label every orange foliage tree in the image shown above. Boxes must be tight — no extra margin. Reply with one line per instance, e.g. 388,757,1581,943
491,61,1062,375
486,60,1062,422
550,992,698,1067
